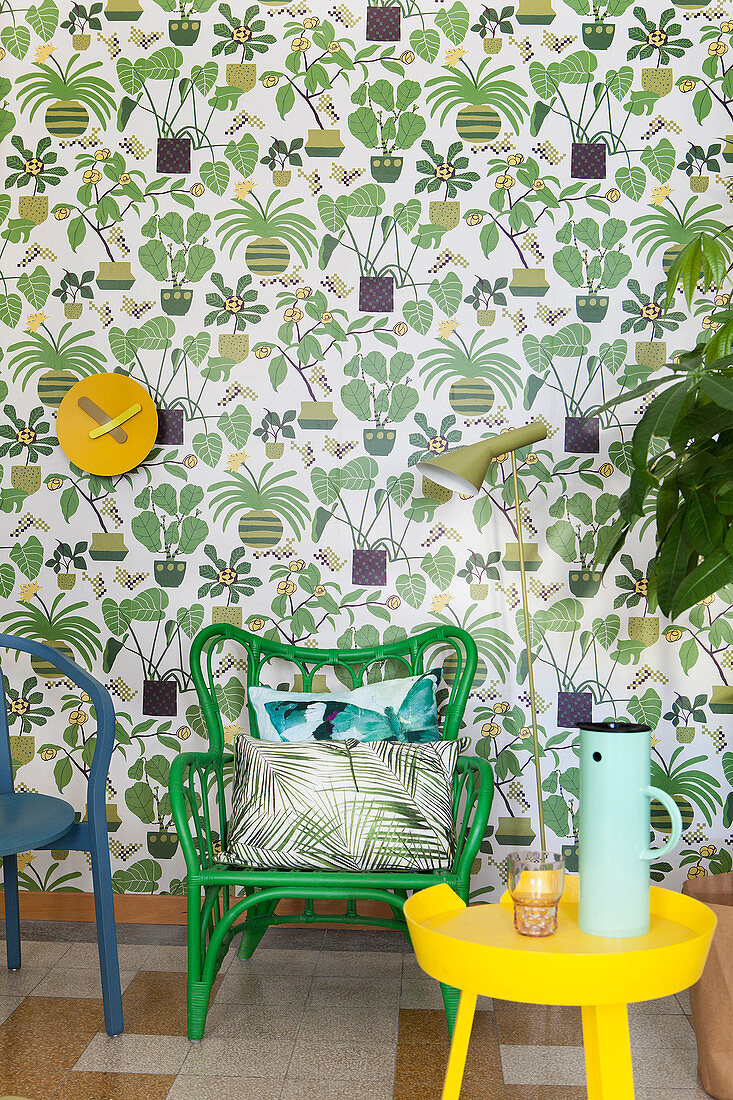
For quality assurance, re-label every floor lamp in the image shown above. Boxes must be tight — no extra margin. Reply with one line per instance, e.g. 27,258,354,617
417,422,549,850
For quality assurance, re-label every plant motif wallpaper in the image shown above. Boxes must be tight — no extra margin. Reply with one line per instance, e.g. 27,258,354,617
1,0,732,898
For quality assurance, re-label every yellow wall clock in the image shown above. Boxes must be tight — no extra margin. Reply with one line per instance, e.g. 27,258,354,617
57,373,159,476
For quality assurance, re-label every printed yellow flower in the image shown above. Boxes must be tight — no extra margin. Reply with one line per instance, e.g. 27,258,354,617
641,302,661,320
80,691,91,703
183,454,198,468
291,36,311,51
481,722,500,738
700,844,716,857
650,184,674,206
10,698,29,714
223,722,241,745
95,148,111,161
435,162,455,181
400,50,414,64
507,153,524,166
321,312,333,324
532,179,545,190
518,726,533,740
262,73,279,87
224,295,244,313
465,211,483,225
248,616,265,631
34,42,55,64
217,567,237,586
702,593,716,605
647,29,667,47
605,188,620,202
190,182,205,196
722,21,733,32
386,595,401,610
254,344,271,358
41,746,57,760
226,449,248,472
26,312,48,333
437,318,460,339
599,462,613,477
495,174,515,189
118,173,131,185
232,24,252,42
16,852,35,871
687,865,708,878
289,559,306,571
83,169,102,184
493,701,510,714
47,476,63,490
709,41,728,55
277,578,297,596
313,584,326,597
19,582,41,603
665,628,682,642
702,315,722,330
526,452,538,464
678,78,696,93
428,435,448,454
715,293,731,306
445,45,467,67
234,179,256,198
54,207,70,220
431,592,453,613
176,725,192,739
303,15,320,27
296,286,312,299
69,710,88,725
393,322,408,336
634,578,648,595
328,41,341,53
284,306,304,322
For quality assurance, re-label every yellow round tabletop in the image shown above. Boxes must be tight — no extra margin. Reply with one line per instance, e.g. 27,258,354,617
57,374,158,476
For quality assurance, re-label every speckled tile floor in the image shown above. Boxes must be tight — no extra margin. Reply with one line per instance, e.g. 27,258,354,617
0,921,709,1099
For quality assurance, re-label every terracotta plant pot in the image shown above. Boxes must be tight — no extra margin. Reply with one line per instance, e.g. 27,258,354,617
503,541,542,571
448,378,494,416
272,170,291,187
628,616,659,646
352,547,387,587
557,690,593,728
428,200,461,229
495,816,537,846
366,4,401,40
358,275,394,312
154,560,186,587
57,572,76,590
422,475,452,503
710,685,733,714
568,569,602,597
469,582,489,601
582,22,614,48
641,67,673,97
265,440,284,459
218,333,249,362
564,415,599,454
516,0,555,22
105,0,142,18
147,828,179,857
11,465,42,495
509,267,549,297
18,196,48,225
88,532,128,561
31,641,75,678
238,509,283,548
160,288,193,315
156,137,191,174
212,606,243,627
226,62,256,90
483,36,503,52
456,106,501,143
476,309,495,326
575,294,608,322
142,680,178,717
96,262,134,290
571,141,606,179
169,17,200,43
304,129,345,158
363,427,396,455
370,155,403,182
38,370,77,408
64,302,83,319
298,400,338,430
676,726,696,743
635,341,667,370
45,100,89,137
690,175,709,193
156,408,184,445
72,32,91,48
245,237,290,276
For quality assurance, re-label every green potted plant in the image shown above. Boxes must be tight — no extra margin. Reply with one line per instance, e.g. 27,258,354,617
259,137,303,187
457,550,501,600
15,50,116,138
8,320,106,408
341,350,419,454
0,403,57,496
198,543,263,627
148,0,218,45
51,269,95,320
415,139,480,230
130,483,208,587
664,693,706,744
470,4,515,52
212,3,275,87
215,189,318,276
620,277,685,371
252,409,297,459
463,276,507,326
211,459,310,548
204,272,268,362
60,2,103,47
1,585,102,675
561,0,633,49
126,754,179,857
406,411,463,500
677,142,722,194
44,540,89,590
546,490,619,597
626,6,692,98
348,76,425,182
424,55,528,142
553,216,632,322
138,210,216,316
630,193,727,277
4,136,69,225
611,554,659,646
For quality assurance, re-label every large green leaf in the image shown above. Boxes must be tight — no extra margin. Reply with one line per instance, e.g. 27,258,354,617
224,135,259,176
435,1,469,43
553,246,584,288
640,138,676,183
131,511,162,552
409,27,440,62
138,240,169,281
218,405,251,447
215,675,246,720
125,782,155,823
428,272,463,316
26,0,58,38
17,266,50,309
671,549,733,617
9,535,43,579
546,520,577,563
403,300,433,334
628,688,662,729
396,573,426,608
421,546,456,588
179,516,208,554
543,794,570,836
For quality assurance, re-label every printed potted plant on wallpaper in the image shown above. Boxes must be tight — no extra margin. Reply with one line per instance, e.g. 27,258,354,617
407,411,463,502
620,277,684,372
0,402,57,496
212,4,276,88
215,189,318,277
211,459,310,549
4,135,68,226
252,409,297,460
664,693,707,744
415,140,480,230
424,55,528,146
546,490,619,598
198,543,263,628
9,317,106,412
45,539,88,590
259,138,303,187
126,754,179,858
630,193,727,284
562,0,633,50
138,211,215,316
51,269,94,320
1,578,102,677
4,674,53,780
626,6,691,99
677,142,721,194
101,588,203,716
205,272,268,363
457,550,501,601
463,276,507,327
61,2,103,49
471,4,515,53
15,50,116,139
130,483,208,589
612,555,659,646
552,216,632,323
348,76,425,182
341,350,419,456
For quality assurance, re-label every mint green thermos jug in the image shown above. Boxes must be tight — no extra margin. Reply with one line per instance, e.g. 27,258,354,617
578,720,683,938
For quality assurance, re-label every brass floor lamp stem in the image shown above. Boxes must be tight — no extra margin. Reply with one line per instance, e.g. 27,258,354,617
510,451,546,851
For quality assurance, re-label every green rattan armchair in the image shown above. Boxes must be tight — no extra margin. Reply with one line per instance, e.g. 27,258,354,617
170,623,494,1040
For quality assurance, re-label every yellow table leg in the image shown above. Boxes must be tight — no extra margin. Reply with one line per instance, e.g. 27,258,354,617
581,1003,635,1100
441,991,477,1100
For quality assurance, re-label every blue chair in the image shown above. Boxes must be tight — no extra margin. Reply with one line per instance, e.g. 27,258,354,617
0,635,123,1036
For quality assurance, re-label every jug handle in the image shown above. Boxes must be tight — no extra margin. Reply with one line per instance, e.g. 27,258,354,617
640,785,682,860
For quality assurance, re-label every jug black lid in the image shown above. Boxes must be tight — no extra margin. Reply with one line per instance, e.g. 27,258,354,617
575,720,651,733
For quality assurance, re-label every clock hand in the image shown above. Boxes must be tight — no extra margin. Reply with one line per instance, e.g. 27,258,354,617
88,403,142,440
78,396,127,443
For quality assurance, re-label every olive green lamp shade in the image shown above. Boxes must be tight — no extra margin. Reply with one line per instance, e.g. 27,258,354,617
417,422,548,497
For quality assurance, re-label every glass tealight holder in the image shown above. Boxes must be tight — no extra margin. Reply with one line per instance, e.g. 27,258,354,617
507,850,565,937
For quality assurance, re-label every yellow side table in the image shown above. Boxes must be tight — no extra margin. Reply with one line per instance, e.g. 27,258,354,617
404,877,716,1100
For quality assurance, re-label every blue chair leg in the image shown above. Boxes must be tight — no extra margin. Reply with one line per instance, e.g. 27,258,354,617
2,855,20,970
89,834,123,1036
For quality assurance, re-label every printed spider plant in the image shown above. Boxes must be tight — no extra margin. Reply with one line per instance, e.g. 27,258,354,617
5,136,68,195
210,460,310,547
630,193,728,269
198,545,263,605
214,190,318,276
1,586,103,670
417,330,523,403
15,50,116,137
650,744,722,828
424,56,529,140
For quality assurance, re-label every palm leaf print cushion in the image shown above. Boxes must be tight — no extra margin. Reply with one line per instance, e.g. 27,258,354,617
217,736,459,872
247,669,441,743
